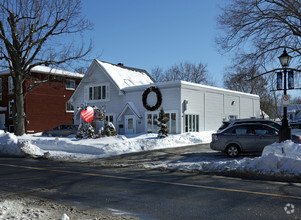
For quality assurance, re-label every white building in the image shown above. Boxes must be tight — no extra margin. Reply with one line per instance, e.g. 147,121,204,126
69,60,260,134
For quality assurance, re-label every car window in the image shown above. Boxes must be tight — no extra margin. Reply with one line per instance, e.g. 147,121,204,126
291,124,301,129
264,122,281,130
60,125,67,129
218,122,230,131
254,125,277,135
232,125,253,135
72,125,78,129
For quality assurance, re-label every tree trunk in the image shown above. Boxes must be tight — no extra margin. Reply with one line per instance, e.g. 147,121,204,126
13,74,25,136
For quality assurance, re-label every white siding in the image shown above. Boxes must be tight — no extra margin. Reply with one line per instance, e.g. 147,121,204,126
72,64,260,134
240,98,254,118
224,95,240,120
123,85,181,133
205,92,224,131
181,86,205,132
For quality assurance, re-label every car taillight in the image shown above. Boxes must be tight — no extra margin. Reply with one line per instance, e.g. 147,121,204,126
212,134,218,141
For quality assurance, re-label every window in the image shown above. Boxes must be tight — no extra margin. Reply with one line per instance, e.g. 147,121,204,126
9,100,14,118
147,113,158,133
254,125,277,135
105,114,114,123
233,125,253,135
66,102,74,112
0,78,2,100
229,115,238,121
88,85,107,100
66,79,75,90
8,76,13,94
185,114,199,132
147,112,177,133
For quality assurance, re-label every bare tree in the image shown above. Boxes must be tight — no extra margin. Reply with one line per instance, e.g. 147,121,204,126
150,66,164,82
217,0,301,66
0,0,92,135
152,61,213,85
224,64,278,118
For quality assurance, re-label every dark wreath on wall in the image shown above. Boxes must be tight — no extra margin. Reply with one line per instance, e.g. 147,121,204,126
142,86,162,111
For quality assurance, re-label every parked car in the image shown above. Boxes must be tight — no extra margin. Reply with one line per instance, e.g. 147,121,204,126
217,118,301,144
217,118,281,132
42,124,79,137
290,122,301,129
211,123,279,157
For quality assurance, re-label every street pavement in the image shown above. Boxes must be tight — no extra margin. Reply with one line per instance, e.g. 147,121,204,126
0,156,300,219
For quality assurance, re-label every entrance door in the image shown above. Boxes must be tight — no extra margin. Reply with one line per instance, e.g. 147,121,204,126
125,115,136,134
0,114,5,129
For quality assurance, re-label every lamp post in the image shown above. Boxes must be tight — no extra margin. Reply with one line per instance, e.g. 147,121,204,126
278,49,292,142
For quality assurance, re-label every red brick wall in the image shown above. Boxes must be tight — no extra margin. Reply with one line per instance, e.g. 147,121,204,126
24,73,81,133
0,72,82,133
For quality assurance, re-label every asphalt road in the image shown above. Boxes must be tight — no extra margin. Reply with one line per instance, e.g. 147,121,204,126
0,155,301,219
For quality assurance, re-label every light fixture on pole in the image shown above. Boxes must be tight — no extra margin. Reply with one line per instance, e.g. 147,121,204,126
278,49,292,142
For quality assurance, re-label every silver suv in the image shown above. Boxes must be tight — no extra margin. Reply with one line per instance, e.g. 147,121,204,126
217,118,281,132
211,123,279,157
217,118,301,144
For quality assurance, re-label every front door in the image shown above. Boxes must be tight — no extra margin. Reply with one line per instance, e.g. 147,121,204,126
125,115,136,134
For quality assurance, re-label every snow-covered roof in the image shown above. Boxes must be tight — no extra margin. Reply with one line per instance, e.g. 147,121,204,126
123,80,259,98
96,60,154,90
0,65,84,78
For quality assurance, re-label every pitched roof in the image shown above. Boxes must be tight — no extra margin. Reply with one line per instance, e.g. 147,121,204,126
0,65,84,78
96,60,154,90
117,102,142,121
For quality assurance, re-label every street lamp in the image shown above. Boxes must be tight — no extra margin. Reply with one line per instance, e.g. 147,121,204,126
278,49,292,142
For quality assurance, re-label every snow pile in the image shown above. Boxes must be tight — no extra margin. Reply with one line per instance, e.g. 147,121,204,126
247,141,301,174
143,141,301,176
0,130,44,157
17,131,213,160
0,200,51,219
0,130,26,157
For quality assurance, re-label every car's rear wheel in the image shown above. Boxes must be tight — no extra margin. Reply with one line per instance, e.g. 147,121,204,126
226,145,240,158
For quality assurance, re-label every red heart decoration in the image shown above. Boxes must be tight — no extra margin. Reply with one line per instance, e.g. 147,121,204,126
81,106,94,123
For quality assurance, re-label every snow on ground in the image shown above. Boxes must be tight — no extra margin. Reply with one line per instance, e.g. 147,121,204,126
16,131,212,160
143,140,301,176
1,130,301,177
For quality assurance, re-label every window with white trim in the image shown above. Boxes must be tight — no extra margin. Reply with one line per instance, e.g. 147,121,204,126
147,113,158,133
66,79,75,90
105,114,114,124
66,102,74,112
89,84,107,100
146,112,177,133
185,114,199,132
8,76,13,94
9,100,14,118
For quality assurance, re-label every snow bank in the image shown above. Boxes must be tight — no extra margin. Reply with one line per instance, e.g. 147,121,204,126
18,131,212,160
247,141,301,174
0,130,44,157
143,141,301,176
1,130,301,177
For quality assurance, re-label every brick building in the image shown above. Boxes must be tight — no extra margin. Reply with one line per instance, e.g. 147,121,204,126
0,66,83,133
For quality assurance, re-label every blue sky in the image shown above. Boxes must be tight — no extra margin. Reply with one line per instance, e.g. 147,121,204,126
82,0,229,87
